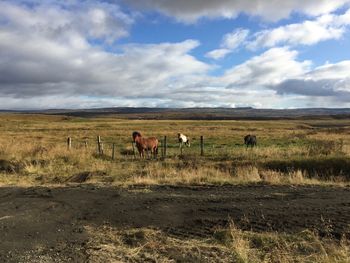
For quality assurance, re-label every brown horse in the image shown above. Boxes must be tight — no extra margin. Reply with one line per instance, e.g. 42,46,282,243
132,131,158,159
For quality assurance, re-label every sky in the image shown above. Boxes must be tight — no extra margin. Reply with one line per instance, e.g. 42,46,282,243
1,0,350,109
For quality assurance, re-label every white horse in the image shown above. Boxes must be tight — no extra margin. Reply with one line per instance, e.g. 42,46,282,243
178,133,190,148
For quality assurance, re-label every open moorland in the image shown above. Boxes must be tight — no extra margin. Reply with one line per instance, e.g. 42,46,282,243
0,113,350,262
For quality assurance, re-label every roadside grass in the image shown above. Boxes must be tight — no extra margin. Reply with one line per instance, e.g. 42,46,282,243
214,221,350,263
85,222,350,263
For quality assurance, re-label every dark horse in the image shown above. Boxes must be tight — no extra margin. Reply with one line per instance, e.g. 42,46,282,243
244,134,257,148
132,131,158,158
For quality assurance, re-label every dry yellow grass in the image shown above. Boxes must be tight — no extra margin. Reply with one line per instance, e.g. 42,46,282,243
0,113,349,186
83,221,350,263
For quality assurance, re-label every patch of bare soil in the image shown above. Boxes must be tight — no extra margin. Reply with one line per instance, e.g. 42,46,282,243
0,184,349,262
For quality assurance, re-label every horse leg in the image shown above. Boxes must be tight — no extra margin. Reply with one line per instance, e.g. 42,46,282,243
137,147,142,158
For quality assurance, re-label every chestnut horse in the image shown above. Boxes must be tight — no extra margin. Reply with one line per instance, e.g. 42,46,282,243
132,131,158,159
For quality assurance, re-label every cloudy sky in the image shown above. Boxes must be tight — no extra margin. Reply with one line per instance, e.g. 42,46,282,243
1,0,350,109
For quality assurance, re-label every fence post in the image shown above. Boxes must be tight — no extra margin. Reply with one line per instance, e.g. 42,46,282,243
200,136,204,156
112,143,115,160
67,137,72,150
163,136,167,159
97,136,101,155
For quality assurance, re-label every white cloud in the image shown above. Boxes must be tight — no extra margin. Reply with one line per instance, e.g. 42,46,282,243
169,47,313,108
0,33,209,97
205,48,231,60
207,9,350,56
306,60,350,80
221,47,311,87
0,1,211,105
219,49,350,107
0,1,133,44
217,46,350,106
222,28,249,49
206,28,249,59
272,60,350,104
123,0,350,22
247,9,350,49
0,1,213,109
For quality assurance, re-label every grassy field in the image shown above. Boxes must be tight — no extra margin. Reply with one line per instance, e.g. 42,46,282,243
0,113,349,186
1,113,350,262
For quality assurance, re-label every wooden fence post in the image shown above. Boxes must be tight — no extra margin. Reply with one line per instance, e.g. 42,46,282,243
112,143,115,160
97,136,102,155
200,136,204,156
67,137,72,150
163,136,167,159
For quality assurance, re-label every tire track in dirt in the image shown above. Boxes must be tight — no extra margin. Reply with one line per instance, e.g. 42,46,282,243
0,184,349,261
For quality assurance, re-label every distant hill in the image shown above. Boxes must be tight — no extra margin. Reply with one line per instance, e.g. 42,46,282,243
2,107,350,120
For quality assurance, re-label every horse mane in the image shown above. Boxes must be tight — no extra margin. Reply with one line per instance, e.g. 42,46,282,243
132,131,142,142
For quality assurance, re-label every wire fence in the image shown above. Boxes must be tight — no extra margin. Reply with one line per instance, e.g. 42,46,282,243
65,135,214,160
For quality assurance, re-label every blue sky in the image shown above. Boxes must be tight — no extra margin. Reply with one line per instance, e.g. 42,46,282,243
1,0,350,109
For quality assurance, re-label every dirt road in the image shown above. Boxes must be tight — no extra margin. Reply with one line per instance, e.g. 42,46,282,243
0,184,349,262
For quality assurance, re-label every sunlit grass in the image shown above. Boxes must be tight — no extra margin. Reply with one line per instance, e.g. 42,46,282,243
84,221,350,263
0,113,349,186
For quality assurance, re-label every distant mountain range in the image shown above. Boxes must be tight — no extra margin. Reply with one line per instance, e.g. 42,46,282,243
2,107,350,120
